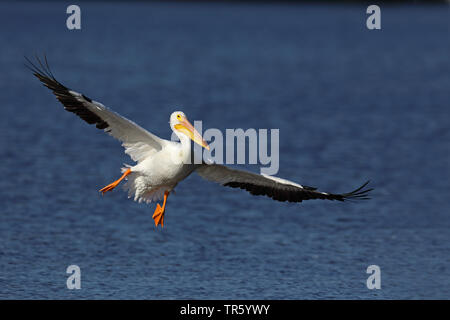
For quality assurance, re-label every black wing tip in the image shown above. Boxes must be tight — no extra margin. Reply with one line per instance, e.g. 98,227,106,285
25,54,69,94
340,180,373,202
26,55,110,131
25,54,57,81
224,179,374,204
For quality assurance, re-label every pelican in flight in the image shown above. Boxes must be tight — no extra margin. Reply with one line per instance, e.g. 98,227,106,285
27,57,372,228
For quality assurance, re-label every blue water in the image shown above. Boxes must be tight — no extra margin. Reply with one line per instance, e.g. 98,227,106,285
0,1,449,299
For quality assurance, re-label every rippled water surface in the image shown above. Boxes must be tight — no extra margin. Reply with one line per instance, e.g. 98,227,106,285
0,2,449,299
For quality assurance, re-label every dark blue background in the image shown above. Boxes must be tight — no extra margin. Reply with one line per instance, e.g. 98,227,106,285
0,2,449,299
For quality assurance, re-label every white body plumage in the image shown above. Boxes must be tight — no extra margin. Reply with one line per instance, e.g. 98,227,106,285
125,117,198,204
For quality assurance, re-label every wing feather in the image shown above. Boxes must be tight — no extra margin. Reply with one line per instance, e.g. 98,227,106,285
196,164,372,203
26,56,166,162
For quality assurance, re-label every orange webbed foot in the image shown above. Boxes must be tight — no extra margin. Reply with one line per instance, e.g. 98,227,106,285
99,182,118,195
99,168,131,195
152,204,164,227
152,191,169,228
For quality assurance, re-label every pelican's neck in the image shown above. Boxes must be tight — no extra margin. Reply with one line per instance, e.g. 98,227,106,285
174,130,192,155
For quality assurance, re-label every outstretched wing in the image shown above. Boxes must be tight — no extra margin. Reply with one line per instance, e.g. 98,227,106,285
26,56,167,162
196,164,372,203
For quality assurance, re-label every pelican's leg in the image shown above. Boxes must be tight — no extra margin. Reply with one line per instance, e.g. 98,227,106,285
99,168,131,195
152,191,169,228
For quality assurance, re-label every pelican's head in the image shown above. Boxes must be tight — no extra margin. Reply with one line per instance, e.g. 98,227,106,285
170,111,210,150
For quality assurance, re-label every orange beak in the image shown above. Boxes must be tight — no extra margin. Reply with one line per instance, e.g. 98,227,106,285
174,119,210,150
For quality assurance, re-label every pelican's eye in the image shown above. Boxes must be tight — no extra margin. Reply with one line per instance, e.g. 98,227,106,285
177,114,182,120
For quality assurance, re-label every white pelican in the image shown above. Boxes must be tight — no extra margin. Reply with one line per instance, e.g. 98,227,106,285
27,57,372,228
